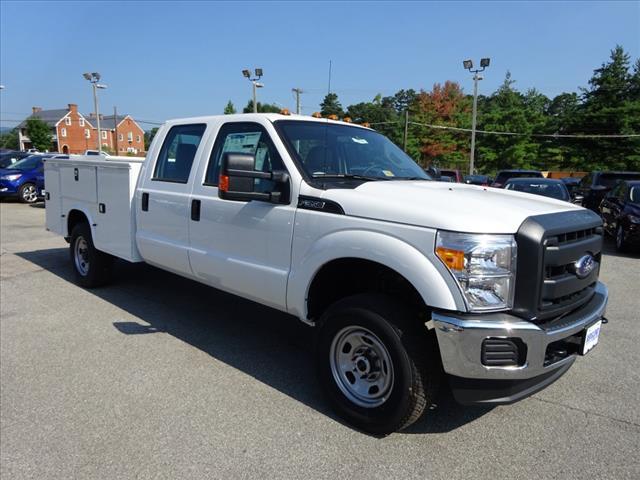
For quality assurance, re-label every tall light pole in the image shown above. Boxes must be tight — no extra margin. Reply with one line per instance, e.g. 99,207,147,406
242,68,263,113
463,58,490,175
83,72,108,152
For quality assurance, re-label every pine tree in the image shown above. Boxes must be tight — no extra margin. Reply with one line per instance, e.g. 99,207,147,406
223,100,236,114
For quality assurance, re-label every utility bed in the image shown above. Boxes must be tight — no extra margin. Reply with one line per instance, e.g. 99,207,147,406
44,155,145,262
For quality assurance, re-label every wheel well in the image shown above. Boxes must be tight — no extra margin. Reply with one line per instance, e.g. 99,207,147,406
307,258,428,323
67,209,89,236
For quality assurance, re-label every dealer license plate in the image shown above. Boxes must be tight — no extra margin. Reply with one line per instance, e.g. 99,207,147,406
582,320,602,355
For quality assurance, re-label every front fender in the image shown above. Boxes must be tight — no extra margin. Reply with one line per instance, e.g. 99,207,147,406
287,228,464,320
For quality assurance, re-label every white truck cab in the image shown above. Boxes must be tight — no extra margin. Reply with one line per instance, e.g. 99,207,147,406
45,113,608,434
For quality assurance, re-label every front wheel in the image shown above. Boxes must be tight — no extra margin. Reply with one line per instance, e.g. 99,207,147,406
69,223,114,288
615,223,630,252
18,183,38,203
316,294,440,434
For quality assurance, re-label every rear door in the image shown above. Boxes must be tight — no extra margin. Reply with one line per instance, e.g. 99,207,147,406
135,123,207,276
188,121,296,310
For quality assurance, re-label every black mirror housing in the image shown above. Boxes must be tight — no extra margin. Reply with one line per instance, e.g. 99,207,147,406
218,152,289,203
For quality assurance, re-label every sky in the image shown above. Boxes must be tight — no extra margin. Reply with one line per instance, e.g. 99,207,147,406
1,1,639,130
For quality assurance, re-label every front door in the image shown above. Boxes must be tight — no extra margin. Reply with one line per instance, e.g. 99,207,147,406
188,121,296,311
136,123,208,276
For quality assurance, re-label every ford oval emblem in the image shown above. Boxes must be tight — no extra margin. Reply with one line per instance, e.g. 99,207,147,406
574,254,596,279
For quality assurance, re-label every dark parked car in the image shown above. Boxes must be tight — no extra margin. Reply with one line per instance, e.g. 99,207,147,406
491,169,543,188
464,174,490,186
560,177,582,199
439,169,463,183
577,171,640,212
0,151,32,169
0,154,67,203
504,177,571,202
599,180,640,251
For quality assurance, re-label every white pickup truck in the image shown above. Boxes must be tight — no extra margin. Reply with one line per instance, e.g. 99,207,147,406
44,113,608,434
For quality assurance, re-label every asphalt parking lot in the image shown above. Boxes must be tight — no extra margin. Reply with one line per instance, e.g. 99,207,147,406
1,201,639,480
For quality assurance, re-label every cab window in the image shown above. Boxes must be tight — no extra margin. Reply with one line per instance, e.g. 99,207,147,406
153,124,206,183
204,122,285,193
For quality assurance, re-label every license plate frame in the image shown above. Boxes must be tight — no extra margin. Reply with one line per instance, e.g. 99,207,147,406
581,320,602,355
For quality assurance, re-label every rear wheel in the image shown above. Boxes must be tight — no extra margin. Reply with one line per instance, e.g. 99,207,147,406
615,223,630,252
69,223,114,287
18,183,38,203
316,294,440,435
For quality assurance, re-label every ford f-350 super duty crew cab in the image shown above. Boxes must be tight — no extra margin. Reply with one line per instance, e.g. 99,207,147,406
44,114,608,434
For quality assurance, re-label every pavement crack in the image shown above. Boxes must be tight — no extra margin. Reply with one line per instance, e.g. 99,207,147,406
532,397,640,429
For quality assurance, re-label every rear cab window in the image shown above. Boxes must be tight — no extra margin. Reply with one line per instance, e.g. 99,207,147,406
153,124,207,183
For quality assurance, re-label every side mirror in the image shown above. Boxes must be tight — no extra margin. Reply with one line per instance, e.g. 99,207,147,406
218,152,289,203
572,194,584,205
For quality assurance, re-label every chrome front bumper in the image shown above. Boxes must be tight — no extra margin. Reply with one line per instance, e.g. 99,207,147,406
433,282,608,381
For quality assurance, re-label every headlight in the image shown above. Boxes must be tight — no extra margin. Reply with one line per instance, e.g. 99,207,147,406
629,215,640,224
436,231,517,312
1,174,22,181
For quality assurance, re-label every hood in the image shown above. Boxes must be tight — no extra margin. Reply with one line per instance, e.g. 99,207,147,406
322,180,580,234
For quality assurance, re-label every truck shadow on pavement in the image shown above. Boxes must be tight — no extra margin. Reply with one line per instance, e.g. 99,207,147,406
17,247,493,436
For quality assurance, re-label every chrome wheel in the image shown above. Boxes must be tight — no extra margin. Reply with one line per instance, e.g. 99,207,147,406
74,236,90,276
329,326,394,408
21,184,37,203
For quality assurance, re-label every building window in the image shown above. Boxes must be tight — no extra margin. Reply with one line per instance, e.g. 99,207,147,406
79,118,85,127
118,133,123,141
65,116,71,126
85,129,90,139
127,132,133,142
102,130,107,139
136,135,141,143
61,128,67,137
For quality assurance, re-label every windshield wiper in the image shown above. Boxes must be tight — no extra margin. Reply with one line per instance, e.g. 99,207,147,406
311,173,390,182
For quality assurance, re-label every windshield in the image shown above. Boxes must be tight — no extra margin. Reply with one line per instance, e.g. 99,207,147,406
276,121,430,181
506,181,570,201
6,155,43,171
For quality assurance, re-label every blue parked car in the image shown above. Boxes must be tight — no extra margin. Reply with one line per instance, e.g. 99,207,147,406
0,154,67,203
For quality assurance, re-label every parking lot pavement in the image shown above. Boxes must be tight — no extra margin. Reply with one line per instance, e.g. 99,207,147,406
1,201,639,480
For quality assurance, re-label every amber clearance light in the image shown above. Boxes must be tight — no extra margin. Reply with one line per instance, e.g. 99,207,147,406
219,174,229,192
436,247,465,271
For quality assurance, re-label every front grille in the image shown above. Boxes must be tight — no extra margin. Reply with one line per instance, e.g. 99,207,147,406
513,210,603,321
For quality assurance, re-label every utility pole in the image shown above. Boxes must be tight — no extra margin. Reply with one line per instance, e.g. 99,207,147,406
292,88,303,114
403,110,409,152
114,106,118,155
462,58,490,175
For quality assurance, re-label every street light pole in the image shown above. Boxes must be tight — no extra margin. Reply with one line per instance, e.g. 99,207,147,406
242,68,263,113
83,72,107,153
463,58,490,175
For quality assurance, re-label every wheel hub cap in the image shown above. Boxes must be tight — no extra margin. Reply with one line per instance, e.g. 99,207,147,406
74,236,90,276
329,326,394,408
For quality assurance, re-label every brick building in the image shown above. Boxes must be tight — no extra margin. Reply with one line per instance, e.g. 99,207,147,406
18,104,146,155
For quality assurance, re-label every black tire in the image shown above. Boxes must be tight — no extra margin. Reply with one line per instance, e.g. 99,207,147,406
69,223,114,288
316,293,440,435
615,223,630,252
18,183,38,204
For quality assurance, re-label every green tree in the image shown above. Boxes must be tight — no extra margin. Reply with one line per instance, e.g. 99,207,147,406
320,93,344,117
25,117,52,151
224,100,236,114
0,128,19,150
570,45,640,170
242,100,281,113
347,94,399,143
144,127,159,149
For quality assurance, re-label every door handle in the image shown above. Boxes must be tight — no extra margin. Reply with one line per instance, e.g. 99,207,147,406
141,192,149,211
191,199,201,221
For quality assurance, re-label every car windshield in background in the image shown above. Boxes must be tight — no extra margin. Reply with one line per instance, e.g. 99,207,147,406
598,173,640,188
5,155,42,171
276,121,431,181
506,180,570,201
